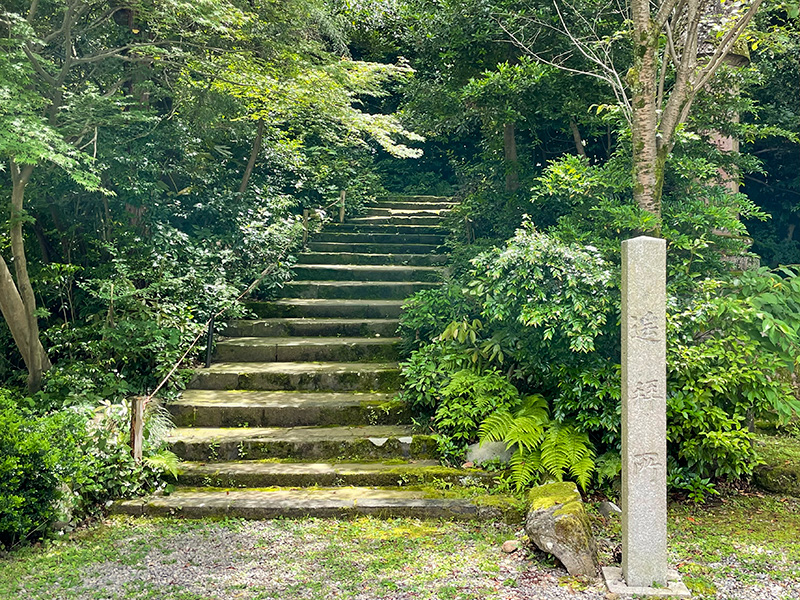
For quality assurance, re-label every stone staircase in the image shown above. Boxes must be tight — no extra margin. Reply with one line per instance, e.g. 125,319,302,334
114,195,509,520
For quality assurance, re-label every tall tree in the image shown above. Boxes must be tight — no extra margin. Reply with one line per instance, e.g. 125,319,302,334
499,0,766,224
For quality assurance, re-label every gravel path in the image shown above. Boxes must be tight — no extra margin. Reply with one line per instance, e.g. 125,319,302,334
5,515,798,600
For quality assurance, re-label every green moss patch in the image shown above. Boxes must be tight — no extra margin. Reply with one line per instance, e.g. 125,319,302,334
753,434,800,496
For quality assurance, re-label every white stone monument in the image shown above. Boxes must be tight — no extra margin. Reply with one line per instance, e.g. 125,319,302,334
602,236,690,598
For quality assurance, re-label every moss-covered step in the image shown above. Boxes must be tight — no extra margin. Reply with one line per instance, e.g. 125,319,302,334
188,361,400,392
282,281,440,300
293,264,443,283
363,208,452,218
111,487,505,521
213,336,400,363
371,199,457,209
167,425,437,461
170,390,407,428
222,318,400,338
346,216,447,227
295,252,448,266
313,232,447,245
307,242,442,254
330,224,446,235
246,299,404,319
176,460,497,488
753,434,800,496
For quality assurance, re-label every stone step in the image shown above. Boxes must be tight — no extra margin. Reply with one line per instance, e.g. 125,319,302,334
294,264,443,282
112,488,505,521
168,425,436,461
307,241,443,254
282,281,439,300
296,252,448,266
330,224,446,234
214,336,400,362
313,232,446,245
347,216,446,226
176,460,494,488
246,299,404,319
223,318,399,337
188,361,400,391
169,390,405,427
369,201,457,210
364,208,452,217
385,194,454,201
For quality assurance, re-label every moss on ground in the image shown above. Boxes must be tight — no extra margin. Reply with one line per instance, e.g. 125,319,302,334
753,434,800,496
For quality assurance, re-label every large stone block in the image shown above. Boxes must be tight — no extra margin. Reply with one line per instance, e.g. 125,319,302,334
621,236,668,588
525,482,598,577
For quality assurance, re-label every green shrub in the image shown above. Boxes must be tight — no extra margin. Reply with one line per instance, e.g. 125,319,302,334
0,396,60,548
433,369,521,444
397,284,476,355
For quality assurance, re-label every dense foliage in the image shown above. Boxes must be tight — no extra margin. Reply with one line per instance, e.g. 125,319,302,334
0,0,798,544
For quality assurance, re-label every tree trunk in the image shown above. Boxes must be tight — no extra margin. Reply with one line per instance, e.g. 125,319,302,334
503,122,519,192
239,119,265,194
569,118,587,158
7,160,51,392
629,2,663,223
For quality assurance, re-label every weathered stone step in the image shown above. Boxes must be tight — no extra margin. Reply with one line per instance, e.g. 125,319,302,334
176,460,494,488
364,208,451,217
188,361,400,391
112,488,506,521
168,425,436,461
214,336,400,362
246,299,404,319
369,201,456,210
296,252,448,266
347,216,446,226
294,264,443,282
282,281,439,300
223,318,399,337
330,224,446,234
307,242,442,254
314,232,446,245
385,194,454,202
170,390,405,427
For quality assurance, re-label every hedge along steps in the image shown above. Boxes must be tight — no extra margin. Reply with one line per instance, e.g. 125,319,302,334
133,194,510,521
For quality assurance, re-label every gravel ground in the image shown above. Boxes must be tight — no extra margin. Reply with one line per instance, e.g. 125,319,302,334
4,509,799,600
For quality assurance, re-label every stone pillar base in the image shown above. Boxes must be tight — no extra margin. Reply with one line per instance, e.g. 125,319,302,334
602,567,691,598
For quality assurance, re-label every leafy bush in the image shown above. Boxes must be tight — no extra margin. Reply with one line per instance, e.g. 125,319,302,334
433,369,521,445
0,396,60,548
397,284,477,355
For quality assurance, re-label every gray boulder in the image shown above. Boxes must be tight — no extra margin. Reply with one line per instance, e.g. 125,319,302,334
525,481,598,577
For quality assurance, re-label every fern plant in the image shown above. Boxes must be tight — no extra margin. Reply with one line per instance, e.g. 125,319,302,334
479,395,596,491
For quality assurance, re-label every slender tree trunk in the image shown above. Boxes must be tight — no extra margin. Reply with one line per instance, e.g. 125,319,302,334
503,122,519,192
629,2,663,223
8,159,51,392
239,119,265,194
569,118,587,158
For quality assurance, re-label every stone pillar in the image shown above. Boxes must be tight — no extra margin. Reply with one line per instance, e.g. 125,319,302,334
621,236,667,588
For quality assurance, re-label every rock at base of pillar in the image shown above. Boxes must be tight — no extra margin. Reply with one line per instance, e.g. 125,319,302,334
602,567,691,598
